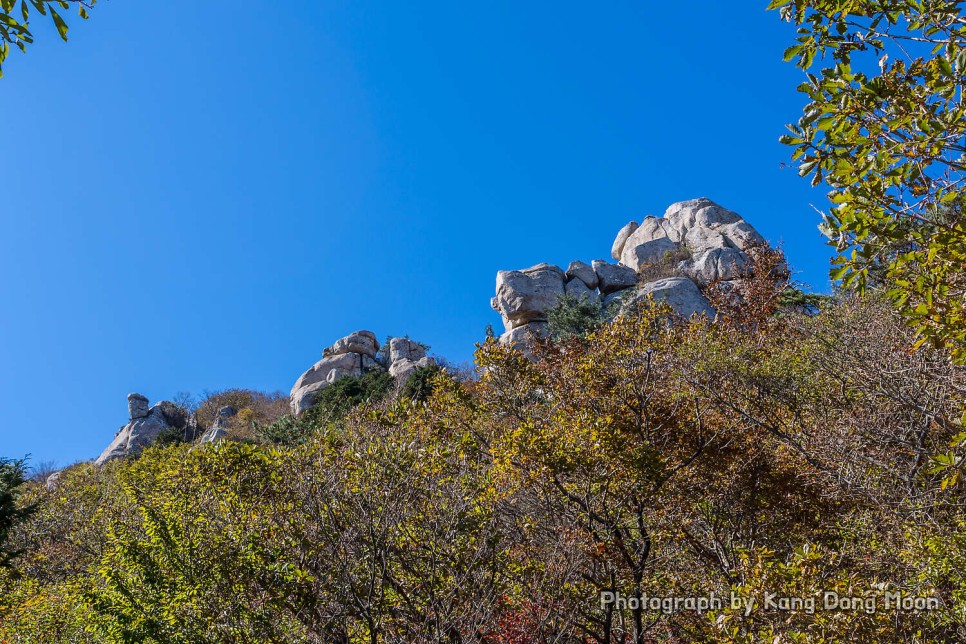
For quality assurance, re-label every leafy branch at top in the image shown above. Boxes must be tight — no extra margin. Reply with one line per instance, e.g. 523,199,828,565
0,0,95,78
771,0,966,362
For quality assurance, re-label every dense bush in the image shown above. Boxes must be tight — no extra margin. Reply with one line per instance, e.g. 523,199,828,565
311,369,394,418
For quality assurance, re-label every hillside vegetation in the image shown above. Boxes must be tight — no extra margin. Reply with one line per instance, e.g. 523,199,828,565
1,252,964,643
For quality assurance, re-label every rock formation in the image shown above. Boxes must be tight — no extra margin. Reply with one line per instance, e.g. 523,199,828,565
491,198,768,350
492,264,566,331
621,198,765,284
86,197,765,464
289,330,434,416
95,394,188,466
199,405,237,444
387,337,433,382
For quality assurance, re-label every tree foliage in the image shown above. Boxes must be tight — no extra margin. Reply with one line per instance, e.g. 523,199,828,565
2,289,965,641
0,457,33,571
0,0,94,77
772,0,966,361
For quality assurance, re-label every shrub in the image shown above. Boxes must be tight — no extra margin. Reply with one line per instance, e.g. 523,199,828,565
312,370,394,419
255,414,313,447
399,364,443,402
194,388,289,431
546,294,616,341
636,246,692,283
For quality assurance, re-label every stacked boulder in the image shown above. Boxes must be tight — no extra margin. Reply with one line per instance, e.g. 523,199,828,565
387,337,433,382
492,198,766,350
289,330,434,416
95,393,188,466
613,198,765,284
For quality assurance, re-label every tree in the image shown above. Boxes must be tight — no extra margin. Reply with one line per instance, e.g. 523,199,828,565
0,457,34,570
0,0,95,77
772,0,966,361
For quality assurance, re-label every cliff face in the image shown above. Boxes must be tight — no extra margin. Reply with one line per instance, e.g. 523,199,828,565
490,198,767,351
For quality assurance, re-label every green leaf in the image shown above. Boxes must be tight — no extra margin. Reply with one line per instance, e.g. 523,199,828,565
50,7,67,41
940,56,953,76
783,45,803,62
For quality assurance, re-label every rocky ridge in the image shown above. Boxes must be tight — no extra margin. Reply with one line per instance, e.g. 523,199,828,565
85,331,436,468
85,197,766,468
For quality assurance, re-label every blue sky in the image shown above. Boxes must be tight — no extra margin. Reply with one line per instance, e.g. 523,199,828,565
0,1,831,466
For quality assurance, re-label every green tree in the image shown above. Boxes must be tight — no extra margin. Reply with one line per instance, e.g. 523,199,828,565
772,0,966,361
0,0,94,77
0,457,34,570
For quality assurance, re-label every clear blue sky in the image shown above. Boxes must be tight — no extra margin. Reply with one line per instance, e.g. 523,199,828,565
0,1,831,467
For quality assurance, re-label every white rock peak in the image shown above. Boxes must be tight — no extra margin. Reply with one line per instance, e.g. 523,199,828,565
490,198,769,350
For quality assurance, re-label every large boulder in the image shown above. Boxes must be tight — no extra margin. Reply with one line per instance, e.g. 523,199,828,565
683,247,749,285
290,380,330,417
328,330,379,358
663,198,744,241
387,337,434,381
610,198,766,284
621,236,678,272
291,352,369,393
592,260,637,294
289,330,433,415
290,352,370,416
492,263,566,331
683,226,729,254
565,277,600,305
499,321,549,357
487,198,769,357
611,221,639,260
565,260,598,290
127,393,149,420
621,277,715,318
388,337,426,363
618,217,677,271
96,395,186,466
